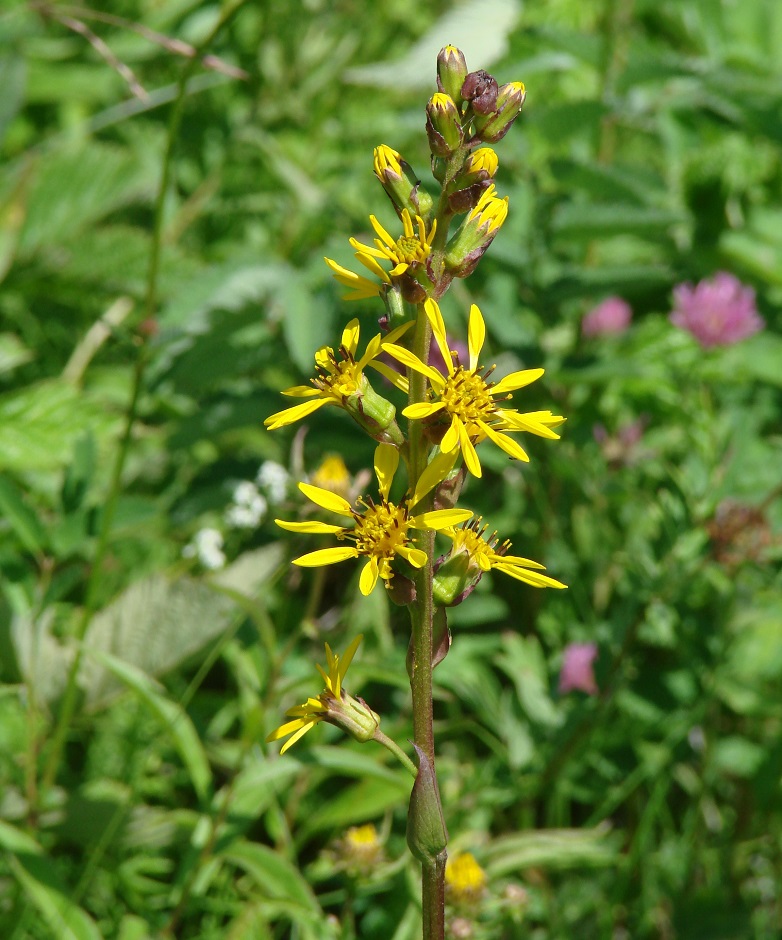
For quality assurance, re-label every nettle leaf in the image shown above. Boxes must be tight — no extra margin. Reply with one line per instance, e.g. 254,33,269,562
78,575,236,709
0,379,116,474
18,141,154,256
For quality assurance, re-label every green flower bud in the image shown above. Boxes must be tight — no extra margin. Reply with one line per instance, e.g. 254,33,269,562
373,144,433,218
473,81,526,143
436,45,469,104
432,552,472,606
407,744,448,864
444,184,509,278
345,378,404,445
426,92,464,158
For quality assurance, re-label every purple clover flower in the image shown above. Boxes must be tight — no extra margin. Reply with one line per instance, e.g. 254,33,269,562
669,272,763,348
558,642,598,695
582,297,632,338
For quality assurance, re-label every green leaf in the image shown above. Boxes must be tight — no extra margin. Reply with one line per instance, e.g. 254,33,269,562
220,840,320,913
482,826,619,874
301,777,409,837
0,474,47,554
0,379,116,474
551,203,684,240
0,820,102,940
496,634,562,729
82,647,213,803
79,575,237,708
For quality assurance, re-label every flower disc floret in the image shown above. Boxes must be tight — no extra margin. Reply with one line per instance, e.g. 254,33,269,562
383,299,565,477
275,443,472,595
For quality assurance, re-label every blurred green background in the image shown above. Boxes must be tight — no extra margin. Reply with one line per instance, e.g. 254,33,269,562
1,0,781,937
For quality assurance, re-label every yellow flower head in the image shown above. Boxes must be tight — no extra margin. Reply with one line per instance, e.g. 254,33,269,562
266,635,375,754
336,823,385,871
325,210,436,301
373,144,403,181
383,299,565,477
264,319,410,431
275,443,472,595
445,516,567,590
446,852,487,906
467,183,508,236
464,147,499,179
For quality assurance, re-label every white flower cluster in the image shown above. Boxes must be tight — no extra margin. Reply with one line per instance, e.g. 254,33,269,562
182,528,226,570
225,480,267,529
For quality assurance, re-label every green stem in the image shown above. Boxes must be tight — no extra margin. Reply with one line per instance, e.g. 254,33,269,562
374,729,418,778
406,304,446,939
41,0,248,795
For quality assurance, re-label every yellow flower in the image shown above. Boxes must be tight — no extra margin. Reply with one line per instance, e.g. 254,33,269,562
446,852,487,906
264,319,409,431
444,516,567,590
383,299,565,477
324,209,436,301
275,443,472,595
266,635,375,754
310,454,352,497
336,823,385,871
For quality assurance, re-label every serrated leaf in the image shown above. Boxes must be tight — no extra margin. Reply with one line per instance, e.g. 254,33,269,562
343,0,521,89
82,647,213,803
79,575,237,708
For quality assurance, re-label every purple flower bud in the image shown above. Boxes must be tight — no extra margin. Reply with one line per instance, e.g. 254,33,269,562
558,642,598,695
669,272,764,348
582,297,632,338
460,70,498,114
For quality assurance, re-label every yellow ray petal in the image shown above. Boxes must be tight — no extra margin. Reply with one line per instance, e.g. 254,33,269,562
398,545,427,567
383,344,444,387
293,546,358,567
367,359,409,392
402,401,445,420
374,442,399,498
491,367,544,395
494,563,567,589
369,215,396,250
424,299,453,374
274,520,345,534
458,422,482,477
410,448,458,507
279,721,319,753
467,304,486,372
341,319,361,355
359,557,380,595
281,385,320,398
266,717,310,742
440,414,461,454
298,482,354,516
412,508,474,529
265,398,330,429
480,424,530,462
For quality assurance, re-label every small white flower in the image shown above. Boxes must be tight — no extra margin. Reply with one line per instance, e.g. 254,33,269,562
256,460,289,504
183,527,226,570
225,481,267,529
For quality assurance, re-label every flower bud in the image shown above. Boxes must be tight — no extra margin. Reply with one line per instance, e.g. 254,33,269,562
426,93,464,158
460,70,498,115
473,81,526,143
373,144,433,218
436,45,468,104
407,744,448,864
447,147,498,213
444,184,509,278
337,371,404,445
432,552,473,607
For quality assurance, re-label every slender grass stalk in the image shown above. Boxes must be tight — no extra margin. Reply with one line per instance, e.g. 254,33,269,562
41,0,249,795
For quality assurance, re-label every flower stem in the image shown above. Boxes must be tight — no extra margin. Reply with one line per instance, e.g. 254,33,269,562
406,303,446,938
374,729,418,778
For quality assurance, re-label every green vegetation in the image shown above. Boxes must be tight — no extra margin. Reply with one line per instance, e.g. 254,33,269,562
1,1,780,937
